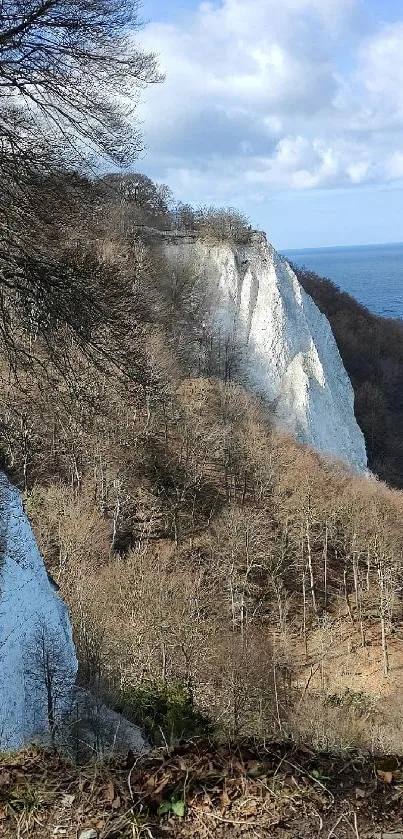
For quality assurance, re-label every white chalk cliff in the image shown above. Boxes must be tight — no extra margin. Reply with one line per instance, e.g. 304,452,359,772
162,231,367,470
0,473,77,749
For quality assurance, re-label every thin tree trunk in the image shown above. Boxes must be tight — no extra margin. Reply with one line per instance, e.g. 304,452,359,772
344,564,354,625
381,615,389,677
378,561,389,677
323,522,328,611
302,569,308,661
161,641,167,683
306,518,318,618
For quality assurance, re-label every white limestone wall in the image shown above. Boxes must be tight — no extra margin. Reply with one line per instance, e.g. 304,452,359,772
162,232,367,470
0,473,77,748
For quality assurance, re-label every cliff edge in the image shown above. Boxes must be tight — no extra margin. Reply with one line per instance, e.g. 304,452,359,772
160,230,367,470
0,473,77,749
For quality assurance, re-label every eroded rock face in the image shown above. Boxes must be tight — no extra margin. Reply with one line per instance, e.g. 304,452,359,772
162,231,367,470
0,473,77,749
68,689,149,759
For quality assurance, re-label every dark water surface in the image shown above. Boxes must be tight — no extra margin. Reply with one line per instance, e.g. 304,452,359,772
282,242,403,320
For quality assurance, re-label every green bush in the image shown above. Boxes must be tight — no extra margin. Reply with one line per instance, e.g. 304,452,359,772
118,681,212,746
325,688,373,714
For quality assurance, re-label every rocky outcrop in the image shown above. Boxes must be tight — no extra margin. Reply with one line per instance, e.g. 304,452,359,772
161,231,367,470
68,689,149,759
0,473,77,749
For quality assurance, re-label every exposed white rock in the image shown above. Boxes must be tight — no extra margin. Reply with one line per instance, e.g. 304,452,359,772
0,472,77,749
68,688,149,758
162,231,367,470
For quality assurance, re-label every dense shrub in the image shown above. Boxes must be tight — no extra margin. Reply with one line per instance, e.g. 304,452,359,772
119,681,212,746
293,263,403,488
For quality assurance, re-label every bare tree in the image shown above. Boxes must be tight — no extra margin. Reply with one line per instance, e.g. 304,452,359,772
25,619,76,742
0,1,162,378
0,0,162,165
195,206,251,245
100,174,174,232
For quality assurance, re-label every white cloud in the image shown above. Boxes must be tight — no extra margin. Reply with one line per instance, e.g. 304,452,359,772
385,151,403,180
137,0,403,201
357,23,403,127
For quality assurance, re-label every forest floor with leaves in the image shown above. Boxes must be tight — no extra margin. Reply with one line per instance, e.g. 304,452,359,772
1,740,403,839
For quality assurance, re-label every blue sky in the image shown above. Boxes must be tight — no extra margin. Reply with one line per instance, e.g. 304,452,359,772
135,0,403,248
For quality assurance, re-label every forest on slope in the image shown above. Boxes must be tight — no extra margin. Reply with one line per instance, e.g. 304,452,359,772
293,264,403,489
3,0,403,766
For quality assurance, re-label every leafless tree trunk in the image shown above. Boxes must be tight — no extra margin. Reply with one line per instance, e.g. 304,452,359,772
323,521,328,611
377,558,390,677
305,517,318,618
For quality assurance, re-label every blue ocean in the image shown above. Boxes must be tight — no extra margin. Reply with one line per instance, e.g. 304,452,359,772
282,242,403,320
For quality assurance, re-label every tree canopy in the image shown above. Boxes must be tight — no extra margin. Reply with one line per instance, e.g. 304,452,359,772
0,0,162,164
0,0,162,375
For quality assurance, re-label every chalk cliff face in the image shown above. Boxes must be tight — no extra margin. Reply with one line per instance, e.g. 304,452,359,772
162,231,367,470
0,473,77,749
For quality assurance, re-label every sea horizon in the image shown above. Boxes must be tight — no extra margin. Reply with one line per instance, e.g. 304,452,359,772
282,240,403,253
281,241,403,320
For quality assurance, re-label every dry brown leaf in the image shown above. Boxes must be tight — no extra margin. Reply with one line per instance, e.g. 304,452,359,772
105,779,115,803
0,807,7,820
241,799,258,815
377,770,393,784
152,774,171,797
145,775,157,790
248,782,263,796
220,789,231,809
233,761,245,774
111,796,121,810
61,793,76,807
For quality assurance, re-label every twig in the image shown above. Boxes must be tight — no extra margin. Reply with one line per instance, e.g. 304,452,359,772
127,752,144,802
194,810,216,839
182,765,190,807
353,812,360,839
158,725,169,751
283,757,335,803
327,812,347,839
298,663,321,708
203,810,269,827
315,810,324,833
272,751,291,779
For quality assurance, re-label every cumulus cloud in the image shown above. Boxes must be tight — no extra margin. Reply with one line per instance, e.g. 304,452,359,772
137,0,403,201
358,23,403,123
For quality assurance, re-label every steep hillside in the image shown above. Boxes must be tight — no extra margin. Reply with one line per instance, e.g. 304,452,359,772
293,263,403,488
1,172,403,758
24,371,403,753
